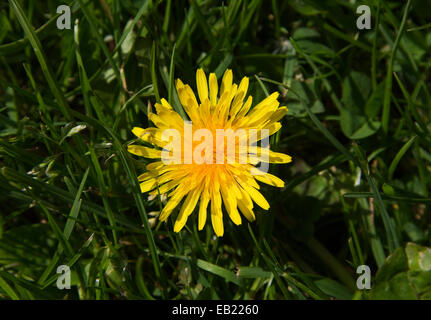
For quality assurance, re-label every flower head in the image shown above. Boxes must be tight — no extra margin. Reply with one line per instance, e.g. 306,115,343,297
128,69,292,236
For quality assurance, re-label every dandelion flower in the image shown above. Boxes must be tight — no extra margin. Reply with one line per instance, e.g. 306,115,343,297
128,69,292,237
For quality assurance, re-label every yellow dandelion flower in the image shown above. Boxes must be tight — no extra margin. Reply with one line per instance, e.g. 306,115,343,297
128,69,292,237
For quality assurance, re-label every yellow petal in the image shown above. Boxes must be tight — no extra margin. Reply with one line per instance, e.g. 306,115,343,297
140,179,157,193
219,84,237,122
248,147,292,164
220,179,242,225
231,166,260,189
240,100,280,127
157,170,189,185
237,202,255,222
230,78,247,117
220,69,232,97
214,90,230,119
237,177,270,210
236,185,255,222
158,110,185,130
250,167,285,188
266,122,282,136
235,95,253,119
160,98,173,110
198,188,210,230
132,127,148,140
267,150,292,164
138,172,154,181
268,106,288,123
177,86,200,122
185,98,201,124
176,82,188,107
159,184,189,221
238,76,249,97
199,98,211,126
184,85,199,108
211,214,224,237
149,111,183,131
251,92,279,113
210,175,224,236
150,179,182,197
229,90,245,118
244,123,281,143
175,78,185,92
209,73,218,106
132,127,165,147
128,145,161,159
196,68,208,104
174,185,202,232
146,161,165,171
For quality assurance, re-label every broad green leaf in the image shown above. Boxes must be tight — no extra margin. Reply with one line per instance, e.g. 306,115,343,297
371,243,431,299
365,83,385,118
340,72,380,139
406,243,431,272
348,120,381,140
286,79,325,116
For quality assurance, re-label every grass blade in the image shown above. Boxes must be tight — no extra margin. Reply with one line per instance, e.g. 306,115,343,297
0,274,20,300
9,0,71,120
388,135,417,181
381,0,412,134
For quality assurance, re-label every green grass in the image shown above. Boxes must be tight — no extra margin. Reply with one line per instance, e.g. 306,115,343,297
1,0,431,300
